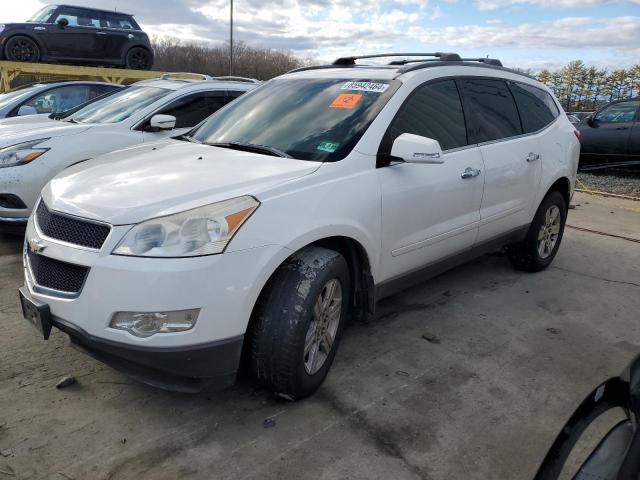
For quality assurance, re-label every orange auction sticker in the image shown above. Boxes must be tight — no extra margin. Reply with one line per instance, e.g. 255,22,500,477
330,93,362,109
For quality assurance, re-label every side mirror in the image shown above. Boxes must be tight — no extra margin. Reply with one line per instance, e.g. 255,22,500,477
587,116,597,127
391,133,444,164
148,114,176,131
17,105,38,116
57,18,69,28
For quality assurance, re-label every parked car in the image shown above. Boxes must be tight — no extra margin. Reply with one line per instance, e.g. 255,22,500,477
18,53,579,399
0,5,154,69
0,81,120,118
578,98,639,170
0,74,258,230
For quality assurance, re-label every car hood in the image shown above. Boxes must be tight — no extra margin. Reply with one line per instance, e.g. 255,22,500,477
0,118,90,146
43,140,321,225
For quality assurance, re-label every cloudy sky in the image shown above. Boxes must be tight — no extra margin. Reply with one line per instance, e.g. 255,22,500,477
2,0,639,70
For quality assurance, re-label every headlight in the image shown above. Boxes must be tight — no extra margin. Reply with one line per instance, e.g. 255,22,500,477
0,138,50,168
113,196,259,257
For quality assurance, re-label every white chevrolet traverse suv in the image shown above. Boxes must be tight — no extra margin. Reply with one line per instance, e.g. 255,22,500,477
0,74,258,230
20,53,580,399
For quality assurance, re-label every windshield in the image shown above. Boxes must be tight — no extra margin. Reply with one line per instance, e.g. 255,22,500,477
191,77,401,161
67,86,169,124
0,87,38,110
28,6,57,22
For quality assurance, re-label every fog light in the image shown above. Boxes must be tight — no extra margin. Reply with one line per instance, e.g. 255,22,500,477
110,309,199,337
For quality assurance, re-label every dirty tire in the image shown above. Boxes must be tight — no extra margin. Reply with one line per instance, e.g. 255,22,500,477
125,47,153,70
5,36,40,63
249,247,350,400
508,190,567,272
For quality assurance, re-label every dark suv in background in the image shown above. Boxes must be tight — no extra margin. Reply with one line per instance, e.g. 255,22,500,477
0,5,154,70
578,98,639,170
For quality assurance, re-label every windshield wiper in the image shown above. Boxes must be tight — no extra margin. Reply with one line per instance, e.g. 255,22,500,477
62,118,79,124
206,142,291,158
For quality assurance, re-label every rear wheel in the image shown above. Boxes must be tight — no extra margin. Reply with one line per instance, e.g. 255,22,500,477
249,247,350,400
5,36,40,63
125,47,153,70
508,190,567,272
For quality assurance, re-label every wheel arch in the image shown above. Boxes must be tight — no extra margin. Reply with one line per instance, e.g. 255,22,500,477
122,44,154,64
3,33,45,59
546,176,572,207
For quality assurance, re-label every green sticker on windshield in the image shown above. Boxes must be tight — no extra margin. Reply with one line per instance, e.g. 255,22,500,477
317,141,340,153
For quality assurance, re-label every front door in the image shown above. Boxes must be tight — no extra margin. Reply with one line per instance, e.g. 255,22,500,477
377,79,484,283
42,7,102,59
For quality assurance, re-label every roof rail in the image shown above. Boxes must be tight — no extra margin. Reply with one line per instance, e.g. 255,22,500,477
160,72,214,81
333,52,462,65
460,58,503,67
211,76,262,84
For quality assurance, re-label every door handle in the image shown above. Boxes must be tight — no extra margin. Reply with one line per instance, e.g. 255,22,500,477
526,152,540,162
615,126,629,130
96,31,108,35
461,167,481,179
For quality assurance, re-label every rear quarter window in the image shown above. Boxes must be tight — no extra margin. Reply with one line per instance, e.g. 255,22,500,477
510,82,559,133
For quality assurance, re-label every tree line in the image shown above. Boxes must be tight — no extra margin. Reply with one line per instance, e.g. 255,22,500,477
151,38,307,81
535,61,640,112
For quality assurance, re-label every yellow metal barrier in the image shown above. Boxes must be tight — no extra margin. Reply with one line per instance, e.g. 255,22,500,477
0,60,167,92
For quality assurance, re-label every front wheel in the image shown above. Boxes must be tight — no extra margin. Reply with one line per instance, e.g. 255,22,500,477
508,190,568,272
5,36,40,63
249,247,351,400
125,47,153,70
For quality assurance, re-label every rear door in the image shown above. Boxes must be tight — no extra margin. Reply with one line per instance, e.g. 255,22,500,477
377,79,484,282
460,78,542,243
580,100,638,163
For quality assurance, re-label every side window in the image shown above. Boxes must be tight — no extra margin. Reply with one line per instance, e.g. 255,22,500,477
226,90,247,104
155,92,227,128
460,79,522,143
510,82,559,133
54,8,101,27
102,14,136,29
18,85,91,114
381,80,467,156
594,101,639,123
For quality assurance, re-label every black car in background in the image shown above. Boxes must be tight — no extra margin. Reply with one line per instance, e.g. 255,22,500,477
578,98,640,170
0,5,154,70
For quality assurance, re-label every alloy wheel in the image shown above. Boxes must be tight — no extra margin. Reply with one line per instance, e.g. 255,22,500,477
537,205,561,259
303,279,342,375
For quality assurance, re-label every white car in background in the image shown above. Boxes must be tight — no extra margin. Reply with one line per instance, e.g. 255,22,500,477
19,53,579,399
0,74,259,230
0,81,120,118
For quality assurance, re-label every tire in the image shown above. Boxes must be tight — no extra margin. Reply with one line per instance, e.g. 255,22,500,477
249,247,351,400
5,36,40,63
125,47,153,70
508,190,567,272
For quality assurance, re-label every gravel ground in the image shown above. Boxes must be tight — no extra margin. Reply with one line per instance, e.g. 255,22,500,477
577,172,640,197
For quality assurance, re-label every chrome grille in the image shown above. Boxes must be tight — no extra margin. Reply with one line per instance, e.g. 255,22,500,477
36,201,110,250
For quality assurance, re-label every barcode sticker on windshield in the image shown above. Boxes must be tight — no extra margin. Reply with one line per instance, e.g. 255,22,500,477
341,82,389,93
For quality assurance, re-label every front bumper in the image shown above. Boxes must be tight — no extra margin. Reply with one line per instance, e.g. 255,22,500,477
55,314,244,393
0,215,28,234
22,214,292,390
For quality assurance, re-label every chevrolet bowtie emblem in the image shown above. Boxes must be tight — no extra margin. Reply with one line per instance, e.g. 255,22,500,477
28,238,46,254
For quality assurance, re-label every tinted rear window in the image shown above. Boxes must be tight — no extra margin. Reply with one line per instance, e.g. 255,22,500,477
461,79,522,143
382,80,467,153
510,82,559,133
